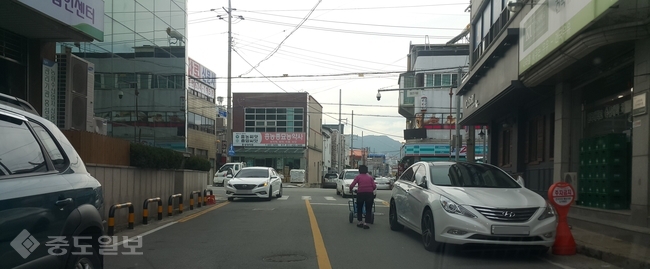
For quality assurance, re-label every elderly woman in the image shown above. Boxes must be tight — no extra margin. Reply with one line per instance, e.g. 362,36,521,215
349,165,376,229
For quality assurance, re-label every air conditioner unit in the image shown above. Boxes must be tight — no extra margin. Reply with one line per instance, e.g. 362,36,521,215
563,172,579,201
94,117,107,136
56,51,95,132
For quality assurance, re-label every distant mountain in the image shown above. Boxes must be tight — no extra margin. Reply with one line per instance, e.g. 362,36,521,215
344,135,402,157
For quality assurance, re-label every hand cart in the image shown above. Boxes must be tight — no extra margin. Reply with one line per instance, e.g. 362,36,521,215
348,189,376,224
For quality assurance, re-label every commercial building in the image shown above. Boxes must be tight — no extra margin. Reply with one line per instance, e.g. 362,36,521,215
231,92,324,186
398,44,486,169
51,1,220,168
323,124,348,173
322,126,333,175
460,0,650,243
0,0,104,114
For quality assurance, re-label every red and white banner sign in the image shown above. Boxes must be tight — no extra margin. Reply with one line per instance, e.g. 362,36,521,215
233,132,306,147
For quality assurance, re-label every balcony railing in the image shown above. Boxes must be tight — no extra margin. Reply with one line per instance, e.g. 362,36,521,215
472,8,511,66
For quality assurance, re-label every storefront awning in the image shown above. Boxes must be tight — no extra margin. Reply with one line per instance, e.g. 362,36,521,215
234,147,305,155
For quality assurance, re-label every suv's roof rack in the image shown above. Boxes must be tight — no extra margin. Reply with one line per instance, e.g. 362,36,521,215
0,93,39,116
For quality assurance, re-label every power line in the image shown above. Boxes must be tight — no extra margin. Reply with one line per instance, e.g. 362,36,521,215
241,11,465,30
235,41,387,73
233,33,403,68
239,3,468,12
233,49,290,93
235,17,457,39
208,66,466,79
239,0,323,76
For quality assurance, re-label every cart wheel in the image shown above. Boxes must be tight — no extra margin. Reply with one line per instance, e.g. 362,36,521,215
349,211,354,223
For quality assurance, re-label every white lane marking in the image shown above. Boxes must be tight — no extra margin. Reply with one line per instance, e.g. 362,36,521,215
538,258,576,269
302,196,312,200
108,222,177,247
374,198,385,203
278,196,289,200
324,196,336,201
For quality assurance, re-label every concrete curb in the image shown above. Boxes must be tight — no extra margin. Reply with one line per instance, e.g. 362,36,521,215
576,243,650,269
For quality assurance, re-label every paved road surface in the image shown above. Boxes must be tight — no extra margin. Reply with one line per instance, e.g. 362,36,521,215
105,186,619,269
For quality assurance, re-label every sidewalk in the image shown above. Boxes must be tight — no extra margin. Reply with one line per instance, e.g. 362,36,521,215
572,227,650,269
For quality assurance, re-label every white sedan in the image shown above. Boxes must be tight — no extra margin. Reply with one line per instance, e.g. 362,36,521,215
225,167,283,201
389,161,557,253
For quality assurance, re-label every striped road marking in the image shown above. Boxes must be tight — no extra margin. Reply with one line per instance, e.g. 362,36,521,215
324,196,336,201
278,196,289,200
302,196,312,200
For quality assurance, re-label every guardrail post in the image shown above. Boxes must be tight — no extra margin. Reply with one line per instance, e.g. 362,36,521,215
190,191,202,210
108,202,134,236
143,197,162,225
203,189,214,206
167,194,183,216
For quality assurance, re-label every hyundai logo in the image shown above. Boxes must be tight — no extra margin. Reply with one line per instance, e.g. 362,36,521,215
502,211,516,218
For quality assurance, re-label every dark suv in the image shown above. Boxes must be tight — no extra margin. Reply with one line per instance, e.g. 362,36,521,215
0,93,104,269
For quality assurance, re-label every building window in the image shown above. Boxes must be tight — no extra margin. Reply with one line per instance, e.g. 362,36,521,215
188,112,215,134
471,0,510,66
244,107,305,132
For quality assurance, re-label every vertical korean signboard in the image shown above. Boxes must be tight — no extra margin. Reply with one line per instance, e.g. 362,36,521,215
42,59,58,125
188,58,216,100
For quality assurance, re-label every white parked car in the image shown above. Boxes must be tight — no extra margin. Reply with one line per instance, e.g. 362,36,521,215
336,169,359,198
225,167,283,201
389,161,557,253
213,162,245,186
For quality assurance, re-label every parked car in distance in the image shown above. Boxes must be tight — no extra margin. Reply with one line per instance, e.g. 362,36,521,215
389,161,557,253
322,173,339,188
225,167,283,201
214,162,245,186
336,169,359,198
0,93,105,269
375,177,392,190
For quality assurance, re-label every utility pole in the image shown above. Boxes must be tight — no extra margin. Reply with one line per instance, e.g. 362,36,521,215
338,89,342,173
226,0,233,162
361,131,364,165
455,67,462,162
351,110,354,168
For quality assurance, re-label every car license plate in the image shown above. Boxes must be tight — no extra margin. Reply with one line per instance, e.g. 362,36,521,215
491,225,530,235
236,190,252,194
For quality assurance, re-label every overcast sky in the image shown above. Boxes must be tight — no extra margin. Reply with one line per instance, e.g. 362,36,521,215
186,0,470,142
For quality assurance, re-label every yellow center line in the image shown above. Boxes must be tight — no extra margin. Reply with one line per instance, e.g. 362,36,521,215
305,200,332,269
382,201,389,207
178,202,229,223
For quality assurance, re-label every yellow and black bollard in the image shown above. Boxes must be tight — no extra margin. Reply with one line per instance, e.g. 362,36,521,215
167,194,183,216
190,191,202,210
107,202,134,236
142,197,162,225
